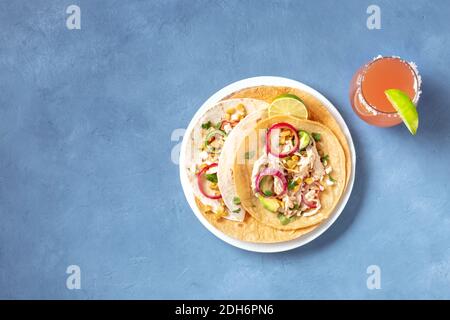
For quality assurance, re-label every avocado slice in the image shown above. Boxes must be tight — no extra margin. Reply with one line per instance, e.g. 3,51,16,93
259,176,274,196
277,213,296,225
298,130,311,150
257,195,280,213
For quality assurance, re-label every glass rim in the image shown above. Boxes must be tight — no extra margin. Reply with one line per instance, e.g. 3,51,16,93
358,56,420,115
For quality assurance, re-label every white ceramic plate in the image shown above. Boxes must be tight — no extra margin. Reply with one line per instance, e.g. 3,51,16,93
179,76,356,253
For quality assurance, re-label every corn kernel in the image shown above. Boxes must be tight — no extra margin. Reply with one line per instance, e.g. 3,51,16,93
214,206,227,219
210,183,218,190
291,155,300,162
226,107,235,114
287,160,297,169
225,113,231,120
305,177,314,185
236,104,246,113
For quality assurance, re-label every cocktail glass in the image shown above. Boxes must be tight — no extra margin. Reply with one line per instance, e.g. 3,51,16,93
349,56,421,127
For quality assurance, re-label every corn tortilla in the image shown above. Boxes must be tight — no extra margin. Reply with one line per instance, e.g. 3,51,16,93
233,115,346,231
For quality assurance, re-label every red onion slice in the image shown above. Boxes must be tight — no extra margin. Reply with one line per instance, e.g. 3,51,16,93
255,167,287,197
197,163,222,199
266,122,300,158
301,193,317,208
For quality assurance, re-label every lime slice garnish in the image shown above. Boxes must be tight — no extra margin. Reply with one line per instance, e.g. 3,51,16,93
269,94,308,119
385,89,419,135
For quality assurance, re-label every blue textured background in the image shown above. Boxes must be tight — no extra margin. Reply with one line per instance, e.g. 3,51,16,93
1,0,449,299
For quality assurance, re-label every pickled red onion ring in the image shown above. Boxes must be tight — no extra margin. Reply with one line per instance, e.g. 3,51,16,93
266,122,300,158
255,167,287,197
301,192,317,208
197,163,221,199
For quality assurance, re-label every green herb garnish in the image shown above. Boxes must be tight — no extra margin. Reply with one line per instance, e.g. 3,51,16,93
214,121,222,129
329,174,336,183
232,208,241,213
312,132,321,141
321,154,329,163
233,197,241,205
287,180,298,191
263,190,274,197
293,203,300,210
205,173,218,183
202,121,212,129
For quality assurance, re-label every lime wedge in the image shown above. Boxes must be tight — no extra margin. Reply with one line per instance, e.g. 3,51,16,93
269,94,308,119
385,89,419,135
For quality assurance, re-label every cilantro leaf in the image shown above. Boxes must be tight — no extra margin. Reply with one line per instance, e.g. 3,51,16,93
288,180,298,191
205,173,218,183
263,190,274,197
202,121,212,129
312,132,321,141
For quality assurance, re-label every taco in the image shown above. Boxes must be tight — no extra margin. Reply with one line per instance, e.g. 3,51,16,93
233,115,346,230
185,98,268,221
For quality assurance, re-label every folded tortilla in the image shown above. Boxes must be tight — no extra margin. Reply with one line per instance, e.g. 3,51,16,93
233,115,346,231
185,98,268,221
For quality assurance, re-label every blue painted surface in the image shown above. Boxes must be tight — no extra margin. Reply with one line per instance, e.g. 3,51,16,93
0,0,449,299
